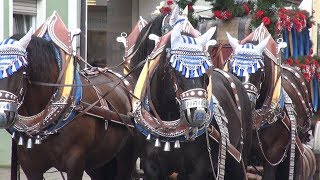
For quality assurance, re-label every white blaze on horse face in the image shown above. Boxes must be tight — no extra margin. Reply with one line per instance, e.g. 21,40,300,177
18,27,34,50
195,27,216,48
226,32,241,51
255,35,271,55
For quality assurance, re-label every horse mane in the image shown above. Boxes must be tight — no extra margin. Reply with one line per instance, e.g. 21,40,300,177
130,15,165,78
255,52,274,109
10,34,58,83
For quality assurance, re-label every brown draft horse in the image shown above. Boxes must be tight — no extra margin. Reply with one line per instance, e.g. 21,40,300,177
0,25,136,180
129,17,252,179
226,24,314,179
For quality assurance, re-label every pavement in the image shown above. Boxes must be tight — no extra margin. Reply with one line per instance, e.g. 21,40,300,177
0,167,91,180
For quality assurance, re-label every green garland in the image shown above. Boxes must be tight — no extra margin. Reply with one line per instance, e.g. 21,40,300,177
250,0,285,36
211,0,254,20
177,0,198,27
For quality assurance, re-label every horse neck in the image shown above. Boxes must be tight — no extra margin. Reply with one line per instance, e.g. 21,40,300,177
256,57,275,108
150,65,180,121
130,17,164,80
19,58,59,116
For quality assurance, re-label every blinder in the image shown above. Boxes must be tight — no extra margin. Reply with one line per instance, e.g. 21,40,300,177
0,91,19,128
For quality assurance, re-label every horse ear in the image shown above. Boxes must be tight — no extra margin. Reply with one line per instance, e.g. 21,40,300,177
256,35,271,55
195,27,216,46
182,6,188,17
171,25,183,49
18,27,34,49
169,5,180,26
205,40,217,51
149,34,161,45
226,32,240,51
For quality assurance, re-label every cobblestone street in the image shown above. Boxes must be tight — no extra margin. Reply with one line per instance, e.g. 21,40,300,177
0,168,90,180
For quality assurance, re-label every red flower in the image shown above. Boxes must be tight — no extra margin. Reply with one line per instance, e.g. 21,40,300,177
160,7,172,15
242,3,250,15
188,5,193,11
256,10,264,18
305,58,311,65
224,10,232,20
214,10,222,19
279,8,287,14
167,0,173,5
286,58,294,65
310,49,314,55
262,17,271,26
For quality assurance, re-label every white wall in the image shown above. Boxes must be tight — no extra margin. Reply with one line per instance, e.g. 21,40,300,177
0,0,4,40
37,0,46,29
138,0,161,21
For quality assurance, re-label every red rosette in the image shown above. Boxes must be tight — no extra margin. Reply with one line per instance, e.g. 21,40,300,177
256,10,264,19
262,17,271,26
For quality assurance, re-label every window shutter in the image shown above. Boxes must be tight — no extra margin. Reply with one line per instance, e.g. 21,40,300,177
13,0,37,15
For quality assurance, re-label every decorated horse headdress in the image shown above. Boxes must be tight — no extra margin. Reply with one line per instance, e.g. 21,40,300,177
0,28,33,79
169,25,215,78
0,28,33,128
227,32,270,77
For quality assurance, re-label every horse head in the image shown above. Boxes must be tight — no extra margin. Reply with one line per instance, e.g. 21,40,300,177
0,29,33,128
129,5,200,78
227,32,270,109
153,25,215,127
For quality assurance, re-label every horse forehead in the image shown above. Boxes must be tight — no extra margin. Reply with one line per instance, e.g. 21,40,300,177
235,43,259,55
0,38,18,46
173,35,202,50
0,38,26,56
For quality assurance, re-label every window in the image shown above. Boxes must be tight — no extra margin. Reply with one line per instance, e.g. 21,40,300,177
13,0,37,34
13,14,35,34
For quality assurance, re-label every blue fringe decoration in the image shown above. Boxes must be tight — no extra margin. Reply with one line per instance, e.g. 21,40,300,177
292,27,298,59
298,31,304,56
313,76,318,112
170,53,212,78
0,55,28,79
305,28,310,55
230,54,264,77
283,29,289,59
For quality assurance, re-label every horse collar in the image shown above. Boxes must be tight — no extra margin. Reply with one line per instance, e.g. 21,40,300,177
132,56,213,143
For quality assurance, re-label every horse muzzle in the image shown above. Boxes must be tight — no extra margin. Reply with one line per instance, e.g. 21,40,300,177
0,102,18,128
243,83,259,109
179,89,210,127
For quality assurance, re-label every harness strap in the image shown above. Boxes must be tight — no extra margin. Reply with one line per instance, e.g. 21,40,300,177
144,56,170,128
208,125,241,162
211,44,224,69
79,101,133,127
213,68,242,125
282,65,312,117
73,72,135,135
